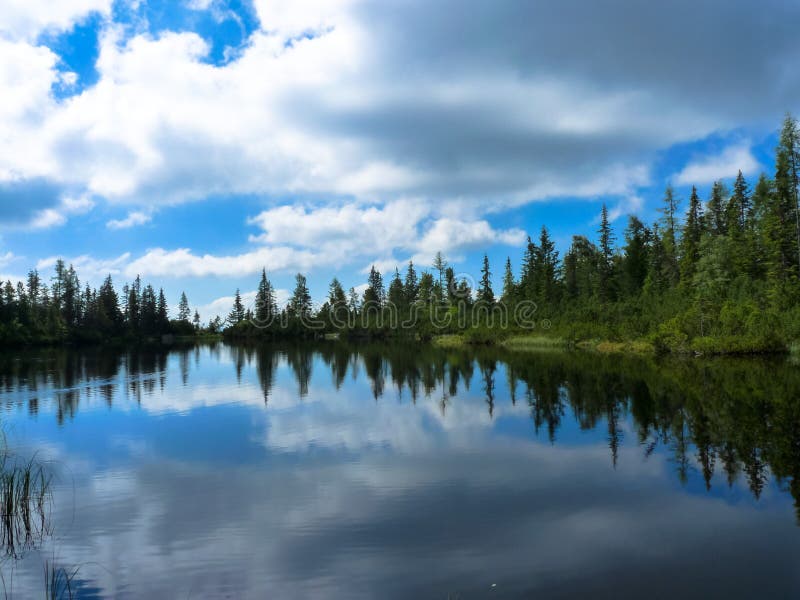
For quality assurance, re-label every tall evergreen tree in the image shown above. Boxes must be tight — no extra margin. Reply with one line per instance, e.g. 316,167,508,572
178,292,191,322
228,289,245,324
680,186,704,283
288,274,312,318
776,113,800,271
388,268,405,307
536,226,559,306
598,204,616,301
255,269,277,324
157,288,169,331
364,266,385,307
477,254,494,304
622,216,650,295
404,261,418,304
432,252,447,303
705,181,728,236
501,257,516,306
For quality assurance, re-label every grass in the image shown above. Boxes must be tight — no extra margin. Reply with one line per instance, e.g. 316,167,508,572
431,335,468,348
501,335,570,350
0,454,52,558
44,561,78,600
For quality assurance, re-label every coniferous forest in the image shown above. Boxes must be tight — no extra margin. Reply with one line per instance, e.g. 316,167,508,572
2,115,799,354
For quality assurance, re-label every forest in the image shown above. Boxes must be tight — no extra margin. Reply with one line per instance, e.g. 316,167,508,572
1,114,798,354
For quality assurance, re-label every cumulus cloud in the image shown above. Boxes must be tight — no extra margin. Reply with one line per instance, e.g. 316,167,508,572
247,200,525,274
123,246,323,279
674,142,761,185
0,0,112,42
107,211,152,230
3,0,798,217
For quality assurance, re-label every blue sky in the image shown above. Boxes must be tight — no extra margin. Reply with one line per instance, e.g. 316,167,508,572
0,0,797,320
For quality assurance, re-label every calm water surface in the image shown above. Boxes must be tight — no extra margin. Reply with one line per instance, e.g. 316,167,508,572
0,342,799,598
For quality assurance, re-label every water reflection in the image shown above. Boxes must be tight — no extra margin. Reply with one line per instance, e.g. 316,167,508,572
2,343,799,516
0,343,799,597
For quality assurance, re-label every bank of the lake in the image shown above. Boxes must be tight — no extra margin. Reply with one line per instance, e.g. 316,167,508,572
433,332,794,356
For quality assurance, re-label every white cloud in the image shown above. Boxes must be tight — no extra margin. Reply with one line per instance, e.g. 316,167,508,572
0,252,16,270
29,208,66,229
415,218,526,259
123,246,323,279
0,3,721,213
252,0,356,37
0,0,112,42
248,200,525,276
62,195,95,214
607,195,644,223
107,211,152,230
674,142,761,186
27,195,97,229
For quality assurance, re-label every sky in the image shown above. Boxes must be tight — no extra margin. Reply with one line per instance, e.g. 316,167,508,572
0,0,798,321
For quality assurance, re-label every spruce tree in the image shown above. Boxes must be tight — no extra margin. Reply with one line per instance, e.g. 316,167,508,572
228,289,245,324
776,113,800,271
288,275,312,318
255,269,277,324
598,204,616,301
477,254,494,304
501,257,516,306
404,261,418,304
680,186,704,283
178,292,191,322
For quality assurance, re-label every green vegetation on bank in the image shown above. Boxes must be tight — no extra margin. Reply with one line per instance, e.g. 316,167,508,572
225,115,800,354
0,264,213,345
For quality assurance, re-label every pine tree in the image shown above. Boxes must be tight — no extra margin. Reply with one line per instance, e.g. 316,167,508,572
536,226,559,306
255,269,277,324
680,186,704,283
432,252,447,304
388,268,405,307
178,292,191,322
404,261,418,304
477,254,494,304
327,277,347,324
622,216,650,295
660,184,679,245
705,181,728,236
228,289,245,324
501,257,516,306
729,170,751,232
776,113,800,272
288,274,311,318
598,204,616,301
157,288,169,331
364,266,385,307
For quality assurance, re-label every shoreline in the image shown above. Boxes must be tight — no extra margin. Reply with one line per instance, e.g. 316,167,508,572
433,333,793,357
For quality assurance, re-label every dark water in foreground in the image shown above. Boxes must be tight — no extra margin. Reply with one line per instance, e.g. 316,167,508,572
0,342,799,598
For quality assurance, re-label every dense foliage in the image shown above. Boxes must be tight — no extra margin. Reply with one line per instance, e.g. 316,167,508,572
0,261,203,344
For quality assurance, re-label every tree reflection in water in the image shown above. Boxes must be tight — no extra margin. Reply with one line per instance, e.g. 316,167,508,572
1,342,800,523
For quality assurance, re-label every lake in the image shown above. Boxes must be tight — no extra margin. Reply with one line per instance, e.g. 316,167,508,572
0,342,798,598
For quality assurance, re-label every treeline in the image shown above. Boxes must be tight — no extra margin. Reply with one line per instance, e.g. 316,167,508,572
226,114,800,352
0,260,206,344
